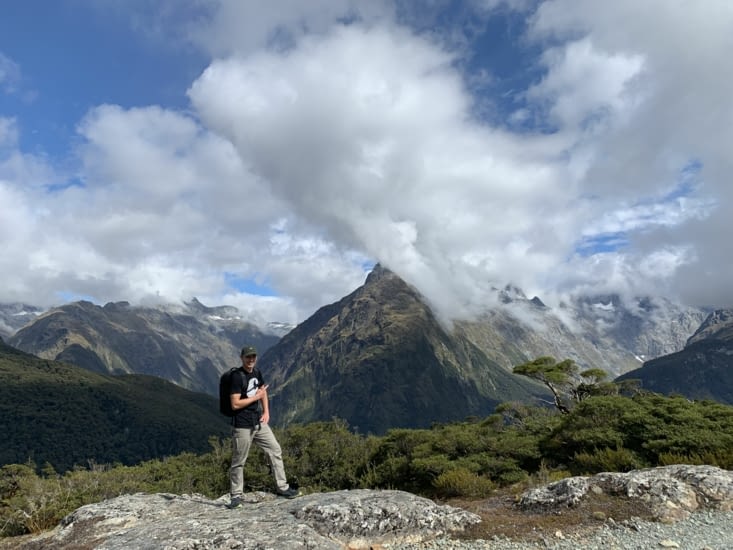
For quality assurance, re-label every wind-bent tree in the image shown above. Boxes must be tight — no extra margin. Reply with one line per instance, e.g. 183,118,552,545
514,357,623,414
513,356,578,414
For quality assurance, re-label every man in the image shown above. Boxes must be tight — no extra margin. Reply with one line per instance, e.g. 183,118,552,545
228,345,298,508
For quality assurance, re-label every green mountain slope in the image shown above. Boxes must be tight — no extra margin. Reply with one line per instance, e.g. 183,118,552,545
0,339,229,472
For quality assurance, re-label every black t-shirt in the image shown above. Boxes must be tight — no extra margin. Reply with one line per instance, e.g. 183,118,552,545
230,367,265,429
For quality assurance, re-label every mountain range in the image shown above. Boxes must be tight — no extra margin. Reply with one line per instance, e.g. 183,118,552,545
453,288,707,378
8,298,279,395
4,265,728,434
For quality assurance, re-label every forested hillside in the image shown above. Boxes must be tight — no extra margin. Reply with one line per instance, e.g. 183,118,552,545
0,339,229,472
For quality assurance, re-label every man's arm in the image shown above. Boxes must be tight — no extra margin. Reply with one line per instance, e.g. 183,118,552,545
230,386,266,411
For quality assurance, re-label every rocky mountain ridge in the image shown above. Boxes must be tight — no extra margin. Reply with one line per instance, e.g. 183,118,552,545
454,287,708,377
687,308,733,345
616,308,733,404
7,298,279,395
258,265,712,431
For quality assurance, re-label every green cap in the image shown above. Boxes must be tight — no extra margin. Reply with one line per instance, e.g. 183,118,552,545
240,345,257,357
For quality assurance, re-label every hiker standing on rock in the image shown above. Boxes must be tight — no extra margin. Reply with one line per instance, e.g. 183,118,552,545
228,345,298,508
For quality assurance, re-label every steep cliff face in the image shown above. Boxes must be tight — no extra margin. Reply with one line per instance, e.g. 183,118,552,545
616,309,733,404
455,292,708,377
8,299,278,395
261,266,547,434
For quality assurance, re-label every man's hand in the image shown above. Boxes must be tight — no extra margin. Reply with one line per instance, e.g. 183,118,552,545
254,385,268,399
260,410,270,424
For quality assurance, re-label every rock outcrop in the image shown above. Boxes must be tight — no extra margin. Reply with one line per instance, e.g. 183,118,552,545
16,489,480,550
519,464,733,523
9,466,733,549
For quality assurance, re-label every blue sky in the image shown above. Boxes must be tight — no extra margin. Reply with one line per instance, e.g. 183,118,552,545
1,2,203,157
1,0,731,327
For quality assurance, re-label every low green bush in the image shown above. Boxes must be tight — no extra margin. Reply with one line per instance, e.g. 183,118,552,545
572,447,644,475
433,468,495,498
657,450,733,469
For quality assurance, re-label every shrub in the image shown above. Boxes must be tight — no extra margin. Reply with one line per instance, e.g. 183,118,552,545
0,463,79,536
657,450,733,469
543,396,644,463
432,468,495,498
572,447,643,475
495,466,529,485
636,396,733,465
280,419,373,491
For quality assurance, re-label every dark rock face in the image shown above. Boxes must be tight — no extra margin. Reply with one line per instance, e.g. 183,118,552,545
8,299,278,395
616,309,733,404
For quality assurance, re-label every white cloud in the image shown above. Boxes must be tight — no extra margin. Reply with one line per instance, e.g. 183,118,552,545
526,37,646,131
0,182,35,297
0,117,18,147
188,23,583,317
526,0,733,306
582,194,715,238
2,0,733,328
0,97,368,319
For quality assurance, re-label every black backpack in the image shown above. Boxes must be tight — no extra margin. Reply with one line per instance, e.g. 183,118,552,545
219,367,240,417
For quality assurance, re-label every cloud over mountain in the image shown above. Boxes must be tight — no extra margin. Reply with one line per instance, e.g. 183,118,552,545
0,1,731,325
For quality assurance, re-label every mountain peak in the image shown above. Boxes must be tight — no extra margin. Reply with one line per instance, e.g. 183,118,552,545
364,263,393,284
184,297,240,319
262,266,543,434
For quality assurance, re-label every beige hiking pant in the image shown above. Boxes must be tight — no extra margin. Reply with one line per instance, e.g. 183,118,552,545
229,423,289,497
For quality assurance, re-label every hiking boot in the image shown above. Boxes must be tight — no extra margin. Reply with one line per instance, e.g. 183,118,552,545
227,497,243,509
276,487,299,499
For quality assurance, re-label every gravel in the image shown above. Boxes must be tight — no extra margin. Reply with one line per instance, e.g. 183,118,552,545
384,509,733,549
